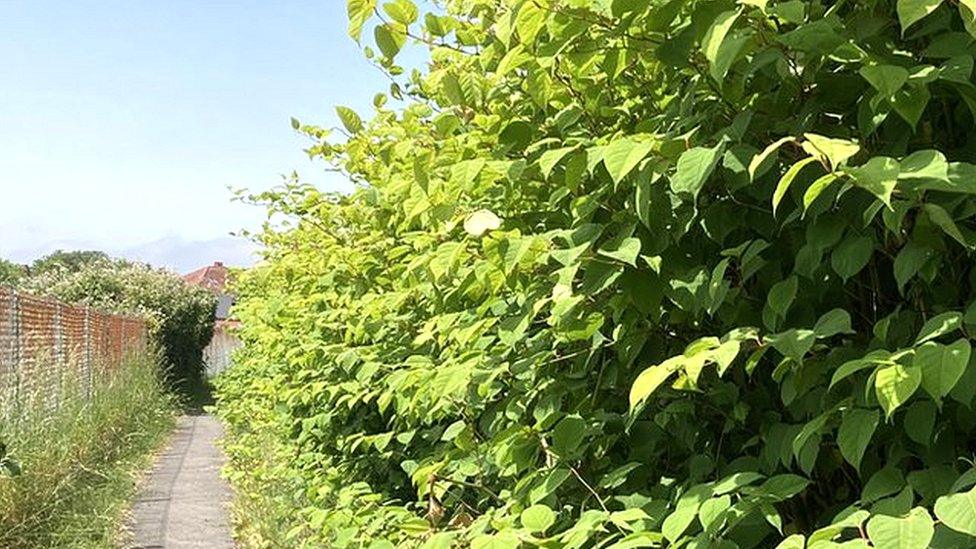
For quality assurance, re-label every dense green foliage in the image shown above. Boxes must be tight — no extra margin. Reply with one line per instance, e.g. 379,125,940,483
218,0,976,547
0,258,24,285
25,258,216,386
29,250,110,276
0,351,176,548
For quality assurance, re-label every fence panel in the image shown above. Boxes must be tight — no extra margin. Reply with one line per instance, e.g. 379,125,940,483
0,286,148,418
203,320,241,376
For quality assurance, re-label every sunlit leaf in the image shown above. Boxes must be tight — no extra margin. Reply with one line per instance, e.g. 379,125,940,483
603,138,655,183
897,0,945,33
670,143,725,200
463,209,502,236
875,362,922,419
866,507,934,549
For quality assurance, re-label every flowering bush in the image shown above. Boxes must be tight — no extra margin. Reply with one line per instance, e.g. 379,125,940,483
25,259,216,385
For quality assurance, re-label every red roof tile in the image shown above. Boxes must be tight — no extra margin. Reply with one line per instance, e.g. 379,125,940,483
183,261,230,293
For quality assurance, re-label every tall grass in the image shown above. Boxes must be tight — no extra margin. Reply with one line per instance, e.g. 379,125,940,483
0,350,177,548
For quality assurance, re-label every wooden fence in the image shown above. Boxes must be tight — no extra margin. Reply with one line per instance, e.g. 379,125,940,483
0,286,148,417
203,320,241,376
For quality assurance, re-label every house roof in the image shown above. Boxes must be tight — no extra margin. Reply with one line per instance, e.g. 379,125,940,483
183,261,230,293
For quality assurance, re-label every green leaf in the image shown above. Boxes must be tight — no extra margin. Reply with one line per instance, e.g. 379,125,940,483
867,507,934,549
860,65,910,97
963,0,976,20
529,468,570,503
755,474,811,499
893,84,931,129
875,362,922,418
708,258,731,315
336,106,364,133
802,133,860,170
894,241,934,292
904,399,937,444
916,312,963,344
749,137,795,181
698,495,731,531
837,408,879,470
552,415,587,457
441,420,465,441
963,4,976,38
713,471,764,494
662,484,712,542
897,0,945,33
347,0,377,41
383,0,418,25
711,340,741,377
830,352,888,389
702,10,741,83
916,339,971,400
813,308,853,338
830,235,874,281
472,532,522,549
495,45,530,76
766,329,816,362
924,203,971,249
610,508,651,530
775,535,806,549
802,173,840,211
777,19,844,54
711,34,750,84
515,0,546,44
900,150,949,181
374,23,406,60
942,55,975,86
849,157,900,207
539,147,577,180
598,237,641,267
792,410,832,460
864,467,908,502
521,504,556,533
629,358,680,411
767,275,798,319
935,485,976,536
671,144,725,200
603,138,655,183
424,13,449,36
773,157,819,214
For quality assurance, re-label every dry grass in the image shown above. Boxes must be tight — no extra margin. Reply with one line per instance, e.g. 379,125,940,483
0,351,176,548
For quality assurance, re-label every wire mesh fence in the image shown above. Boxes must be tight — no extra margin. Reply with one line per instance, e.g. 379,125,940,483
0,286,148,418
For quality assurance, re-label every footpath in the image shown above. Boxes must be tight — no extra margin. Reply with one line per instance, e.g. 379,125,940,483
126,415,235,548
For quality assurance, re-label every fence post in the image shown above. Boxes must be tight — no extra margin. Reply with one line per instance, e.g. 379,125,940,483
10,291,21,415
53,302,63,408
84,306,92,401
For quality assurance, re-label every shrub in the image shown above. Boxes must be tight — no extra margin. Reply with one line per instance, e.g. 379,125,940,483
29,250,110,276
24,259,216,387
0,258,23,285
218,1,976,547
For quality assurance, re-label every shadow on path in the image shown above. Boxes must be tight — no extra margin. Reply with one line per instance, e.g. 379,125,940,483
177,376,218,416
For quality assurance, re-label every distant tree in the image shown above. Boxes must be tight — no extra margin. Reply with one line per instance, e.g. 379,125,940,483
0,259,23,286
30,250,110,276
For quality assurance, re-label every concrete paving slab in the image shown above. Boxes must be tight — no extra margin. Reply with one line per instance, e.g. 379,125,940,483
126,415,234,549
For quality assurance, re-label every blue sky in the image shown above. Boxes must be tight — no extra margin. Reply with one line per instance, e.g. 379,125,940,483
0,1,421,272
